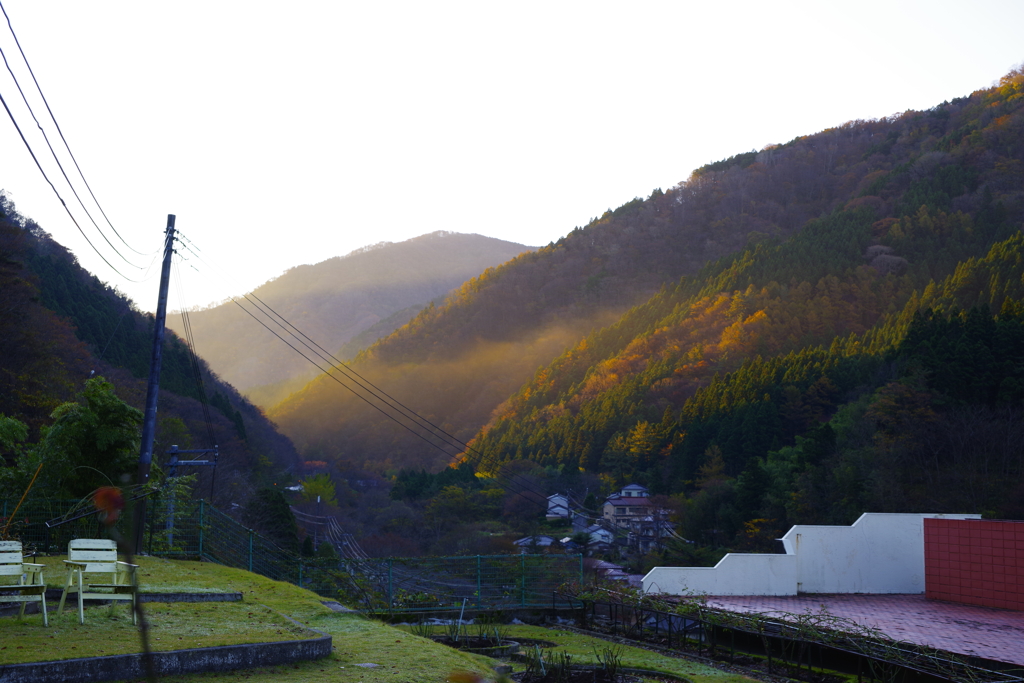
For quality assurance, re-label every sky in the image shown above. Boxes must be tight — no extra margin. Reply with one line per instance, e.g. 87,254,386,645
0,1,1022,312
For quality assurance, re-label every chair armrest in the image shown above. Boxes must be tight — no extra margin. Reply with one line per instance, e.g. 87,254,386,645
116,561,139,569
21,563,45,583
63,560,88,568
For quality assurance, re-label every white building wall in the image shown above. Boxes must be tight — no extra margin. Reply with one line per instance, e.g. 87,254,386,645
643,553,796,596
546,494,569,518
642,512,979,597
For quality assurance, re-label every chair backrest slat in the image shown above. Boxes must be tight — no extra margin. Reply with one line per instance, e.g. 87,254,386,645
0,542,25,583
68,539,121,575
1,550,24,564
69,549,118,562
68,539,118,551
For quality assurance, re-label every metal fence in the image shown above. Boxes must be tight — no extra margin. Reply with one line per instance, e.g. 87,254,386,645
1,498,582,613
558,595,1024,683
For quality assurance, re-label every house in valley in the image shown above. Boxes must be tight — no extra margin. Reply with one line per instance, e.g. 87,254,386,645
602,484,654,528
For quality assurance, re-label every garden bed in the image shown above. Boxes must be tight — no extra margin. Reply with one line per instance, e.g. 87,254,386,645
511,668,642,683
429,635,521,657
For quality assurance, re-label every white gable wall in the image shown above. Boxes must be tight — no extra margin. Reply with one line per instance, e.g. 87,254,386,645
644,553,796,596
643,512,979,597
782,513,963,594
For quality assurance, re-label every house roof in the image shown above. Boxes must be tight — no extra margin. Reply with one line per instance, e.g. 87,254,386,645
604,496,653,508
590,560,624,571
591,560,630,579
514,535,554,546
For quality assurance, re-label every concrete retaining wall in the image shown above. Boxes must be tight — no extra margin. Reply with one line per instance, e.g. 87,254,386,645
643,512,979,597
0,634,331,683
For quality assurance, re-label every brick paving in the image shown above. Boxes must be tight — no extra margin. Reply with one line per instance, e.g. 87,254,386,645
706,594,1024,667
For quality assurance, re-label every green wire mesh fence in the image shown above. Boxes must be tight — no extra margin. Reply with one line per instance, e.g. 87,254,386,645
2,498,582,614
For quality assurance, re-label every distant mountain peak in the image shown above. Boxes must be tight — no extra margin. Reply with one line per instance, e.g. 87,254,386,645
168,231,534,404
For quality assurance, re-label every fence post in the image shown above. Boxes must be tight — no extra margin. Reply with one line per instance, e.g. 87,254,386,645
248,529,254,572
198,499,205,558
388,558,393,607
476,555,482,609
147,492,155,555
520,553,525,607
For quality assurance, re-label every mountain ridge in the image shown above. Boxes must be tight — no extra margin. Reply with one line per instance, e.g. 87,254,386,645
270,66,1024,485
168,231,534,406
0,196,302,511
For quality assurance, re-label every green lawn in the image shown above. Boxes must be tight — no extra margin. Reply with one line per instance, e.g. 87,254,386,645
2,556,760,683
398,623,757,683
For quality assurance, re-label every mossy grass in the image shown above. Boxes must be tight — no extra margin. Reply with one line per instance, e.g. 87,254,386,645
1,555,496,682
2,555,766,682
400,623,759,683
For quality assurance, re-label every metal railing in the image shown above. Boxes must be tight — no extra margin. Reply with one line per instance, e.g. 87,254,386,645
558,595,1023,683
2,498,582,613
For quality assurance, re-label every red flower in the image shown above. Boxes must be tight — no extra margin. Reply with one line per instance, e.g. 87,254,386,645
93,487,125,526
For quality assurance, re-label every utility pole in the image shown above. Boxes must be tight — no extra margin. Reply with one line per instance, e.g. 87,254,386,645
133,214,175,554
163,444,217,547
315,495,321,551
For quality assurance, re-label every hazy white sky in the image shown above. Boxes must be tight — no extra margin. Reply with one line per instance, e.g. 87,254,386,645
0,1,1021,311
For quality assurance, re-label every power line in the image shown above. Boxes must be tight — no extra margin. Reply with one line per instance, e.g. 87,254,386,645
0,85,144,283
175,245,458,458
175,242,598,514
0,0,149,258
173,257,217,451
226,296,464,459
247,291,466,453
0,41,146,269
238,291,600,514
229,292,578,512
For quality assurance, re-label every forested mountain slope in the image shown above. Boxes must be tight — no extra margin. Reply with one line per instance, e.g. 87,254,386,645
272,67,1024,476
0,195,300,507
465,68,1024,545
169,232,532,407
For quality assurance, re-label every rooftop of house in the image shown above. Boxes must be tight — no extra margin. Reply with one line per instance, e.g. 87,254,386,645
604,496,653,507
513,535,555,547
605,483,651,501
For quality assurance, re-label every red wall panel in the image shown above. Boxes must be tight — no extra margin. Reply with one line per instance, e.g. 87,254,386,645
924,518,1023,611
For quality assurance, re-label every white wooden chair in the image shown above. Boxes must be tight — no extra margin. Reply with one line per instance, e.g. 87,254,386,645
57,538,138,624
0,540,48,626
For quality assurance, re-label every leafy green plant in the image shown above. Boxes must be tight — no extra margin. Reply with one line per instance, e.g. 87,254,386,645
523,645,546,678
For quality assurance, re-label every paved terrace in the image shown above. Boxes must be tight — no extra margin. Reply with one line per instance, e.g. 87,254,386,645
705,594,1024,668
